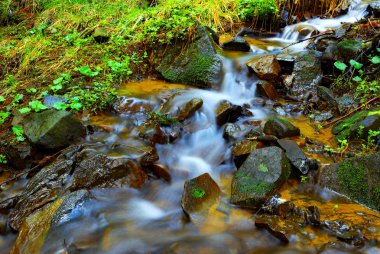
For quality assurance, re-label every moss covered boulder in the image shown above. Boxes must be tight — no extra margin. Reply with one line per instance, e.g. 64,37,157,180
332,109,380,140
231,147,291,208
157,25,222,88
12,109,86,150
337,40,362,60
319,152,380,211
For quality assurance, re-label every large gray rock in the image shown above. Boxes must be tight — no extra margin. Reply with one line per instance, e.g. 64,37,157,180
277,139,311,174
157,25,222,88
231,147,291,208
288,50,322,99
319,152,380,211
263,117,300,138
13,109,86,150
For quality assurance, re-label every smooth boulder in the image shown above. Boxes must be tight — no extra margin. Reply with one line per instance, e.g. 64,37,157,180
13,109,86,150
231,147,291,208
247,55,281,81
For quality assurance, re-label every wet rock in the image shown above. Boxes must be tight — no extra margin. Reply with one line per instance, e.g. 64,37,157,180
13,109,86,150
319,152,380,211
221,37,250,52
136,120,167,144
182,173,221,217
336,94,358,115
215,100,252,125
11,190,91,254
0,214,8,235
93,27,110,43
314,111,334,123
205,26,219,45
176,98,203,122
236,27,278,38
288,50,322,100
368,3,380,18
277,139,311,175
139,145,160,167
231,147,291,208
317,86,339,112
255,215,298,243
337,40,362,60
332,109,380,140
157,25,222,88
263,117,300,138
257,81,278,100
69,154,146,191
323,220,366,246
9,145,80,230
43,95,66,107
247,55,281,81
151,163,171,182
232,140,261,168
223,123,241,141
277,53,295,74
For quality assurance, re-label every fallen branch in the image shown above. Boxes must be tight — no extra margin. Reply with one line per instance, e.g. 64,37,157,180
322,95,380,128
281,31,334,50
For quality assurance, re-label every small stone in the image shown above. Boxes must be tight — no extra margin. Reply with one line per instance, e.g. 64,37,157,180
257,81,278,100
176,98,203,122
263,117,300,138
221,37,250,52
247,55,281,81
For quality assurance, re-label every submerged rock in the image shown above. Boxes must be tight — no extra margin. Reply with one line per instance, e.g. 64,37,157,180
176,98,203,121
319,152,380,211
247,55,281,81
182,173,221,217
221,37,250,52
13,109,86,150
287,50,322,99
231,147,291,208
263,117,300,138
157,25,222,88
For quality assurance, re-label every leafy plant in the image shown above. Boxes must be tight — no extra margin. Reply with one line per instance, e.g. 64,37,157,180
53,102,68,110
349,59,363,70
300,175,308,183
29,100,47,112
0,112,9,124
334,61,348,72
0,96,5,102
370,56,380,64
12,125,25,142
50,73,71,93
74,66,100,77
0,154,7,164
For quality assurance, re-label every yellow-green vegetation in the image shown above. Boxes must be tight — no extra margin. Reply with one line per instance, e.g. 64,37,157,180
0,0,286,122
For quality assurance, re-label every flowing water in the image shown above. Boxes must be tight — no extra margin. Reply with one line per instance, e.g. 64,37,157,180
3,1,380,253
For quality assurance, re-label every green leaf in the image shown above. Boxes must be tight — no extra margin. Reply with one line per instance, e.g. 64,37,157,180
370,56,380,64
352,76,362,82
349,59,363,70
74,66,99,77
12,125,24,136
27,88,37,93
29,100,47,112
376,48,380,53
53,102,68,110
53,77,64,85
49,84,63,93
0,96,5,102
334,61,347,72
70,102,82,111
19,107,31,114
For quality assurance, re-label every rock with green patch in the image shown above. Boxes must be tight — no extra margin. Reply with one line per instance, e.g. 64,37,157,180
157,25,222,88
182,173,221,217
332,109,380,140
221,37,250,52
337,40,362,60
231,147,291,208
288,50,322,99
319,152,380,211
13,109,86,150
263,117,300,138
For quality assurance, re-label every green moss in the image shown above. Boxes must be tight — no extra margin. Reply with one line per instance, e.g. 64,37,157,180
337,161,368,201
333,110,368,140
191,187,206,199
258,163,268,172
235,170,273,195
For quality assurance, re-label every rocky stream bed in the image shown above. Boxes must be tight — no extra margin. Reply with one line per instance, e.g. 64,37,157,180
1,1,380,253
